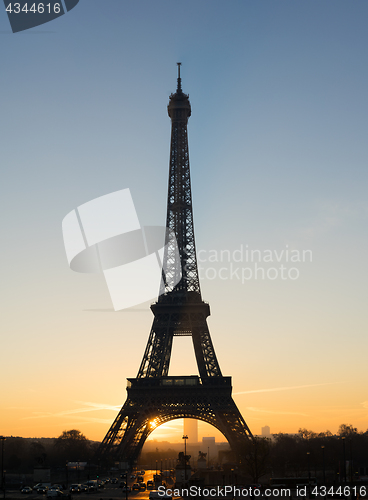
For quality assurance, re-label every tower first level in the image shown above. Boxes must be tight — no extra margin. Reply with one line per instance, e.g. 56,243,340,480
97,376,252,464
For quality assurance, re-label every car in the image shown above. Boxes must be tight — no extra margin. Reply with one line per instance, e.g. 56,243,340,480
21,487,33,494
69,484,81,493
33,484,49,492
147,480,154,490
132,483,140,491
36,486,48,494
85,480,98,492
140,470,145,475
121,486,131,493
79,485,88,493
137,475,144,482
130,474,136,479
110,478,118,484
138,482,146,490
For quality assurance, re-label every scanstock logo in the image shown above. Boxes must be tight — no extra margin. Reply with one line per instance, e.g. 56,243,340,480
62,189,182,310
3,0,79,33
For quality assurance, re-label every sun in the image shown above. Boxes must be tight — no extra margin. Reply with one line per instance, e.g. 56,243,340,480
150,419,159,429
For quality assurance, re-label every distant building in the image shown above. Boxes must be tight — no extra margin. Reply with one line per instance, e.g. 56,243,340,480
202,437,216,464
184,418,198,443
261,425,271,438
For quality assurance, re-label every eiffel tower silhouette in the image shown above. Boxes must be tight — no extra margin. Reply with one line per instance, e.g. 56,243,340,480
97,64,252,465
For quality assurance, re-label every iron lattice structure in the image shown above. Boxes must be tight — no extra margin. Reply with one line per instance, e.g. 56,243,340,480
97,65,252,465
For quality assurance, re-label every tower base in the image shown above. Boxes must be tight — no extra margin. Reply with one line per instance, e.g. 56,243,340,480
97,376,252,465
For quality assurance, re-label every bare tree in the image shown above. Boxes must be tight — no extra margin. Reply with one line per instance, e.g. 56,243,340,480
241,437,270,483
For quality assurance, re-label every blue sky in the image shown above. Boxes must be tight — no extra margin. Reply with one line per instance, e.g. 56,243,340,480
1,0,368,440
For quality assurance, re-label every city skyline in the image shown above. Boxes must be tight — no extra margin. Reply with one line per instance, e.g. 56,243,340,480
1,0,368,442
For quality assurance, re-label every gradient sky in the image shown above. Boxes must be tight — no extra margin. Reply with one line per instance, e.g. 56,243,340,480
1,0,368,443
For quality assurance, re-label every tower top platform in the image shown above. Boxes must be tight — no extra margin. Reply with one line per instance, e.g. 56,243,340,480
168,62,191,118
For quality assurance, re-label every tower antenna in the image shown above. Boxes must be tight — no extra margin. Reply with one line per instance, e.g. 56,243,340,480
177,62,182,92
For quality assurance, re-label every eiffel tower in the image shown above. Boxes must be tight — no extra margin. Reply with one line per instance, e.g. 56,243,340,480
97,64,253,465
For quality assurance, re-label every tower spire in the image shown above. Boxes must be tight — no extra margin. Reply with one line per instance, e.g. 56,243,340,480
177,62,182,92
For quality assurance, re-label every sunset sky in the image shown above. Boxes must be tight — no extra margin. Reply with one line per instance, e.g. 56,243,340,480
1,0,368,444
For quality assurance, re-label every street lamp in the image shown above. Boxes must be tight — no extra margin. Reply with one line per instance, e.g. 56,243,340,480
182,435,188,484
321,446,326,485
0,437,5,500
349,439,353,484
307,452,311,497
87,460,90,496
342,437,346,483
121,472,128,500
65,461,69,490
